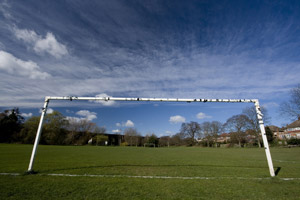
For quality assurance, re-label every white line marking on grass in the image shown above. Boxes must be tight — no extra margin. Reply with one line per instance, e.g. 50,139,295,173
43,173,300,181
0,173,21,176
1,172,300,181
47,173,219,180
274,159,299,163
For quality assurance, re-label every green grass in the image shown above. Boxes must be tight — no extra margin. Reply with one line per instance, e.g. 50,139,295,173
0,144,300,199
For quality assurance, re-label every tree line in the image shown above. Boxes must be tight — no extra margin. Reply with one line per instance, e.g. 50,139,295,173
162,106,274,147
0,106,272,147
0,108,171,147
0,109,106,145
1,84,300,147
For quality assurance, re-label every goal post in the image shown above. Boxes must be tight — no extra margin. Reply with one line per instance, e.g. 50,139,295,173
27,96,275,177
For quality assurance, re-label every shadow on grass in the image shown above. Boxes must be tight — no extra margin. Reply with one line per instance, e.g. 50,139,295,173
41,163,268,173
275,167,281,176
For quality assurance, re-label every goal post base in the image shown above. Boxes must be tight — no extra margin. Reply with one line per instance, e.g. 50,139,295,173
25,170,38,175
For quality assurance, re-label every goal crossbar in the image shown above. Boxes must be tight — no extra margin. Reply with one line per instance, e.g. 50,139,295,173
28,96,275,177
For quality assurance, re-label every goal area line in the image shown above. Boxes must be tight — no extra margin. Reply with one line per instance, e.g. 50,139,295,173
27,96,275,177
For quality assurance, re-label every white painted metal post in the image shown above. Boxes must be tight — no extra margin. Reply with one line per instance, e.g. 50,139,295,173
27,97,49,172
254,100,275,177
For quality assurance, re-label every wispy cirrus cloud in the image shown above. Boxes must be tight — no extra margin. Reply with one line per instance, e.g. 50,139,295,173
0,0,12,20
262,102,279,108
0,41,5,49
0,0,299,110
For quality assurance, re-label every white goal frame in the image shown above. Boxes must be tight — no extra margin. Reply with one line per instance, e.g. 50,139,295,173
28,96,275,177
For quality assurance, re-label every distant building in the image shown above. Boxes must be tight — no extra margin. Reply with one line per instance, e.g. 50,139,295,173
269,125,285,140
90,133,125,146
284,118,300,139
273,118,300,140
217,133,230,143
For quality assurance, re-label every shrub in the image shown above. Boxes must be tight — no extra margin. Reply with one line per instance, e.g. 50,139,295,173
120,142,128,146
287,138,300,145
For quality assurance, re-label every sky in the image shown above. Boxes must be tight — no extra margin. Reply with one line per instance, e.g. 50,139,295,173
0,0,300,136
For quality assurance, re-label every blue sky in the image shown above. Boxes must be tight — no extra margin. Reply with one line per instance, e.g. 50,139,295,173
0,0,300,136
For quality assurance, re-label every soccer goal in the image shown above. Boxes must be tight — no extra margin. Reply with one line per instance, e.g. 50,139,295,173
28,96,275,177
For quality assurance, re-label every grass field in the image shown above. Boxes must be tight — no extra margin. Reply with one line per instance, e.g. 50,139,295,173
0,144,300,199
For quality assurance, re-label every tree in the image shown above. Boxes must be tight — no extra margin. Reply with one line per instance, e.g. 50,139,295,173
242,106,270,148
94,126,106,135
180,121,201,146
95,134,108,145
147,133,159,147
200,121,223,147
42,111,68,145
124,128,140,146
159,136,170,147
201,121,213,147
170,133,184,146
66,118,99,145
19,112,71,145
0,108,24,143
265,126,274,143
19,116,40,144
211,121,223,146
280,84,300,120
224,114,251,147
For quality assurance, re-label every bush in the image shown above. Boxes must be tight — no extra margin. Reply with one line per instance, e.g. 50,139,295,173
287,138,300,145
120,142,128,146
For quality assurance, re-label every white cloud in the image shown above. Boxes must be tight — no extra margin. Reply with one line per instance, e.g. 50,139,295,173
21,112,32,118
1,2,300,115
90,93,116,106
13,28,68,58
6,110,12,115
125,120,134,127
47,108,54,114
112,129,121,133
169,115,185,124
65,116,82,123
158,133,165,137
0,51,51,79
66,110,97,122
39,108,54,114
196,112,212,119
14,28,38,44
115,120,135,127
76,110,97,121
34,33,68,58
